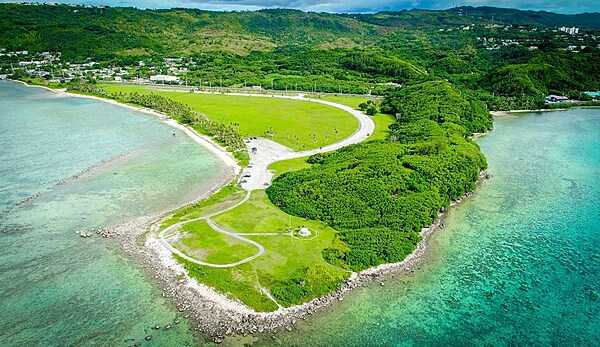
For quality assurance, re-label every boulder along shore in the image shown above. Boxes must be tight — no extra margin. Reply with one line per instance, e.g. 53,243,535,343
102,170,490,343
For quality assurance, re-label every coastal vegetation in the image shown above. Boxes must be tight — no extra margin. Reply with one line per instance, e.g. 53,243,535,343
68,83,250,164
267,80,490,271
268,157,312,178
100,84,358,150
76,77,491,308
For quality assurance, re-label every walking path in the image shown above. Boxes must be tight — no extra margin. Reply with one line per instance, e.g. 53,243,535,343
158,191,263,268
158,92,375,267
237,95,375,190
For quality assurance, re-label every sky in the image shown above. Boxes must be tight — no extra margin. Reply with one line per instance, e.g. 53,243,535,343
2,0,598,14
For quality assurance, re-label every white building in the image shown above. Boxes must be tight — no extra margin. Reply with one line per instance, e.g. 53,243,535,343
559,26,579,35
298,227,311,237
150,74,179,83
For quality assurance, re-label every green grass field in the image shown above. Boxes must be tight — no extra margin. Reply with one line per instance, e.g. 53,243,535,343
268,156,312,177
212,190,348,307
319,95,378,109
369,113,395,141
151,90,396,311
174,220,258,264
160,184,246,229
319,95,394,141
163,188,348,310
101,84,357,151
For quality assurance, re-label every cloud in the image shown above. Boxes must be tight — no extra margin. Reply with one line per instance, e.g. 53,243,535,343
2,0,599,14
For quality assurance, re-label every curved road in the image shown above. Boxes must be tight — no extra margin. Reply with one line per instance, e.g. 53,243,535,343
159,94,375,267
238,95,376,190
158,191,266,268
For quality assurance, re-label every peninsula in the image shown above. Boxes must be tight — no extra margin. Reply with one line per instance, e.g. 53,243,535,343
1,3,599,344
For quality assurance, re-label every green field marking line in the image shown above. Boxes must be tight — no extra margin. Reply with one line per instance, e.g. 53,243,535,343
153,90,375,269
158,191,266,268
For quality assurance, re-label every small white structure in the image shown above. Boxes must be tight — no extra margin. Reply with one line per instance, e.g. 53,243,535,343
298,227,311,237
150,74,179,83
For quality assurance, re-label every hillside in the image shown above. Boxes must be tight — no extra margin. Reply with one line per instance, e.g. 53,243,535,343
1,4,599,103
1,4,599,59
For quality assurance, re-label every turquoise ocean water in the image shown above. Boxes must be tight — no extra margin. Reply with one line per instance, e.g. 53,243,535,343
0,81,227,346
242,109,599,346
2,82,599,346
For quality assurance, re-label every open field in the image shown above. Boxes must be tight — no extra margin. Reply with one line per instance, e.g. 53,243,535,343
368,113,395,141
160,185,246,229
163,188,348,310
100,84,358,151
268,156,312,177
319,95,378,109
318,95,394,141
174,220,258,264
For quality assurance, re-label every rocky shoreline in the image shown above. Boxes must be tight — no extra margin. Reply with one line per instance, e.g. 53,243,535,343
99,171,490,343
12,79,490,342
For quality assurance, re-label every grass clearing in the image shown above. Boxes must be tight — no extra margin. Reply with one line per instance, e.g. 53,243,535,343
213,190,348,306
268,156,312,178
174,220,258,264
176,256,279,312
318,95,395,141
319,95,378,109
167,189,348,311
368,113,396,141
101,84,358,151
160,185,245,229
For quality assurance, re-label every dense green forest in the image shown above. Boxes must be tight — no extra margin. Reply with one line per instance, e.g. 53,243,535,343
1,4,599,107
267,81,491,271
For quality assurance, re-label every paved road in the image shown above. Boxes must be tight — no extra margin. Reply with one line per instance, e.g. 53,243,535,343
237,95,375,190
158,93,375,267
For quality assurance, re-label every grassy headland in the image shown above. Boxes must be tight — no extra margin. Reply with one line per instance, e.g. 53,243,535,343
101,83,358,151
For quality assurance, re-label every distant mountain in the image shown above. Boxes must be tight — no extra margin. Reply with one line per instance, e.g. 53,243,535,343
0,4,598,60
353,6,600,29
448,6,600,29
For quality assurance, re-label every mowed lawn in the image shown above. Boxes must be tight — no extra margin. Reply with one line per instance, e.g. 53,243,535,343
320,95,395,141
167,189,348,311
268,156,311,177
175,220,258,265
213,190,348,299
320,95,378,109
101,84,358,151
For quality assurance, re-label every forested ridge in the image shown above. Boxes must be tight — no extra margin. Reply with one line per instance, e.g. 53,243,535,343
1,4,599,108
267,81,491,271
